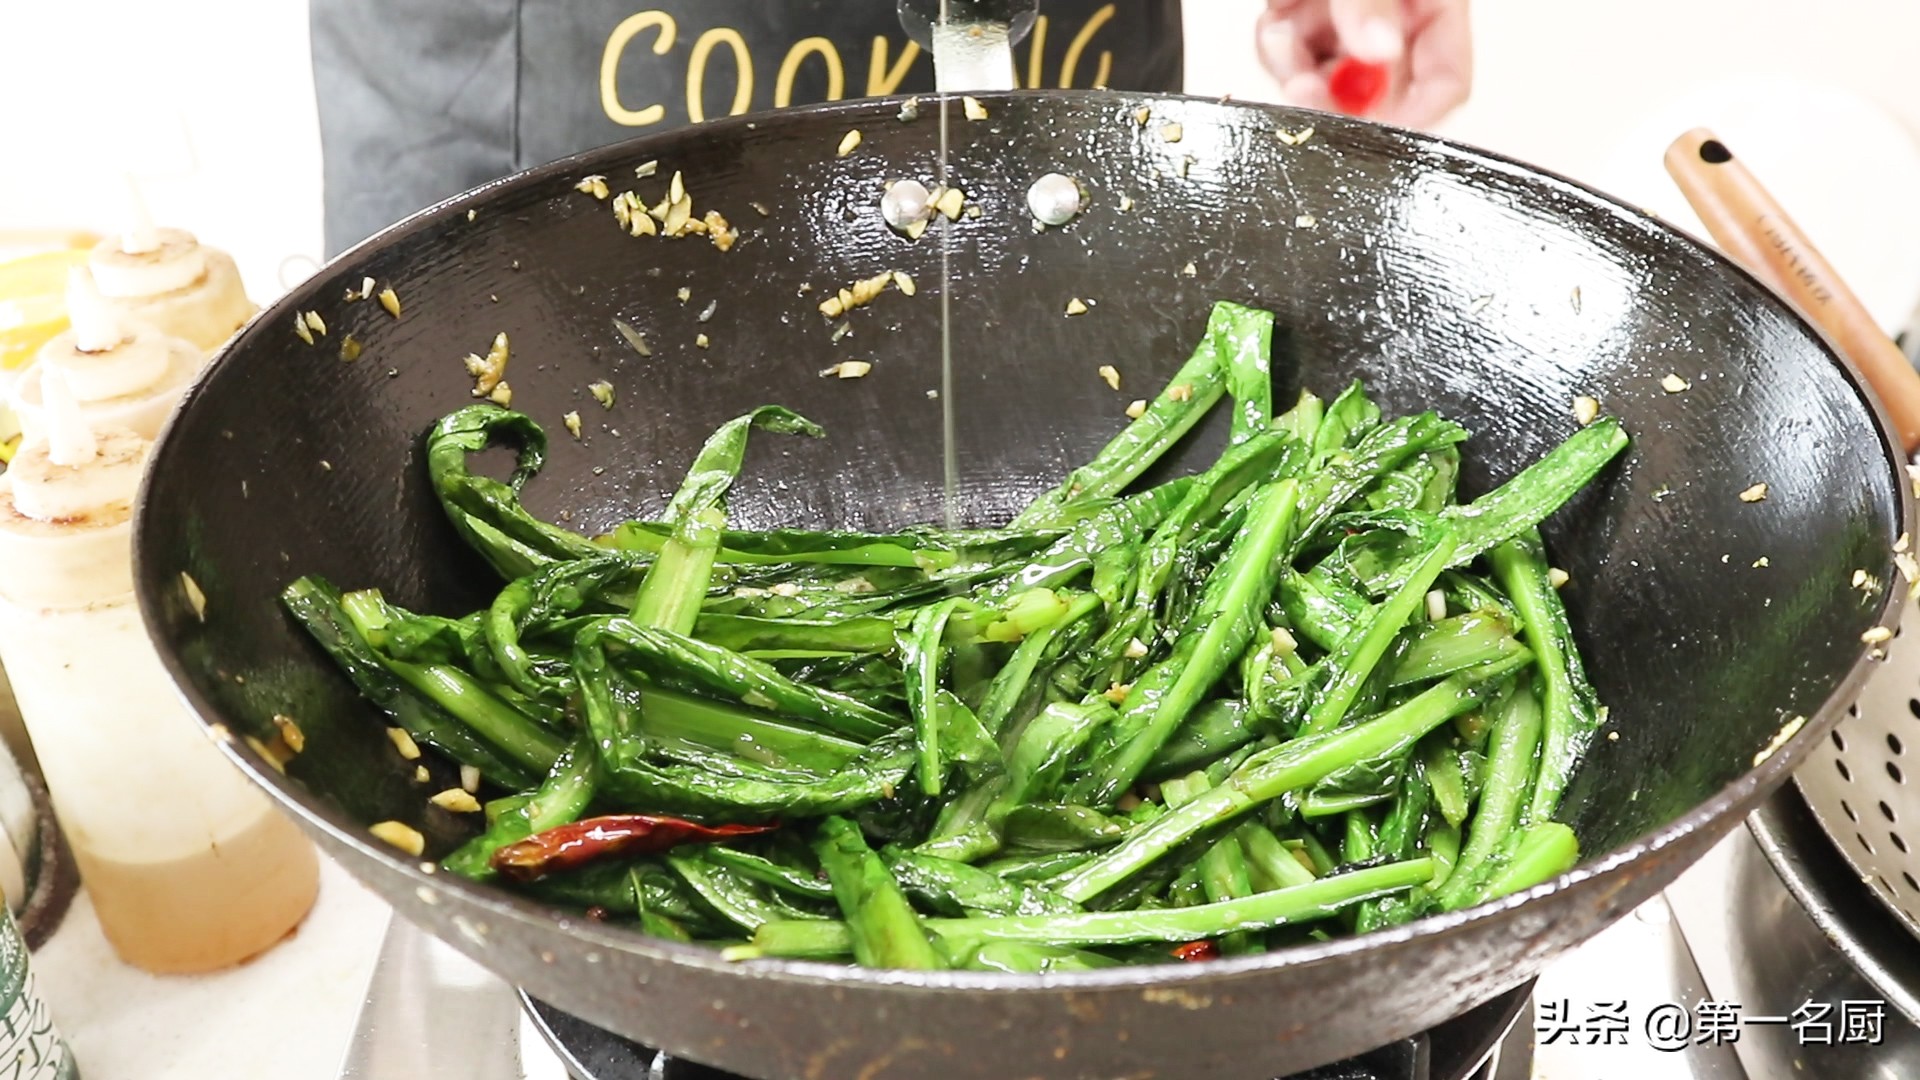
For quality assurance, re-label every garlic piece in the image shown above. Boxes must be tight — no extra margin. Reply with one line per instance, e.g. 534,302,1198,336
369,821,425,857
386,727,422,760
430,789,482,813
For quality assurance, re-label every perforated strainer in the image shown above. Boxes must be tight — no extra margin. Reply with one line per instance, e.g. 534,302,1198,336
1668,129,1920,939
1801,624,1920,934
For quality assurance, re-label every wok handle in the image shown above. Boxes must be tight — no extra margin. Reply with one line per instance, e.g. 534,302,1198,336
1664,127,1920,456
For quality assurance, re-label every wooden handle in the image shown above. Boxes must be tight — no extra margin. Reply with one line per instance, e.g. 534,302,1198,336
1664,127,1920,454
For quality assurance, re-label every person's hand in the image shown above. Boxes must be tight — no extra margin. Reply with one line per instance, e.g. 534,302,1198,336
1257,0,1472,130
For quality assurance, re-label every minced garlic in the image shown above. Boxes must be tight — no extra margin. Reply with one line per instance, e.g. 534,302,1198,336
934,186,965,220
430,789,483,813
818,272,897,318
181,572,207,621
1751,715,1807,767
705,211,738,251
370,821,425,857
386,727,422,760
464,332,510,398
612,317,651,357
244,736,287,775
272,714,306,753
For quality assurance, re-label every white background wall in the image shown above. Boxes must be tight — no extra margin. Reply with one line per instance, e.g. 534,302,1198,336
2,0,1918,309
2,7,1918,1077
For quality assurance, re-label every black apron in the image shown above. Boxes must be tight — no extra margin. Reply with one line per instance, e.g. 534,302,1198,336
312,1,1185,257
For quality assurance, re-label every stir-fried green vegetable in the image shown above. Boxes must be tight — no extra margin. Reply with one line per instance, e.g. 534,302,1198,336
285,300,1627,970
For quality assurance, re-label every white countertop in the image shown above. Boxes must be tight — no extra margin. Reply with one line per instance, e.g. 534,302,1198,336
7,3,1920,1078
32,860,387,1080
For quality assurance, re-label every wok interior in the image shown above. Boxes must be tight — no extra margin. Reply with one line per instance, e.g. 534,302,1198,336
140,94,1900,935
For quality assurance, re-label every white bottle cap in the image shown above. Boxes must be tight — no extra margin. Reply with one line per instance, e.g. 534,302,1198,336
66,267,130,354
40,367,98,470
0,376,147,610
121,174,161,256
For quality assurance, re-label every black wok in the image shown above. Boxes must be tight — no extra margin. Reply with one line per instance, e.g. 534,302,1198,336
134,92,1908,1078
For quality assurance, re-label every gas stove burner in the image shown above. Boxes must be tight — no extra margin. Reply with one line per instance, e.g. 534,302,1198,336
522,981,1534,1080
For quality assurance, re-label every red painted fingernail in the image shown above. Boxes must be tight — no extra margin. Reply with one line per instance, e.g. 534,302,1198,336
1328,58,1391,116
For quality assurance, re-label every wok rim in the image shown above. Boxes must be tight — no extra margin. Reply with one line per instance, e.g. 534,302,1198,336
134,89,1915,995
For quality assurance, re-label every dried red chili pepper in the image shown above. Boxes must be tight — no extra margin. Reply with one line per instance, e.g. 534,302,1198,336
490,814,780,882
1327,58,1390,116
1171,940,1219,962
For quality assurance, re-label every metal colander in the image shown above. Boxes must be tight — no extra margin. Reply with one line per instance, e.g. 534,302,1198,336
1798,604,1920,936
1666,127,1920,943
